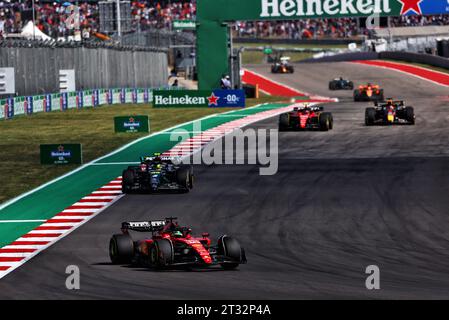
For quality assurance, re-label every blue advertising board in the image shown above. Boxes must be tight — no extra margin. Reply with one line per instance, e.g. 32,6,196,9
107,89,113,104
76,91,84,109
60,93,68,111
209,90,246,108
417,0,449,15
5,98,14,119
25,96,33,115
93,89,100,107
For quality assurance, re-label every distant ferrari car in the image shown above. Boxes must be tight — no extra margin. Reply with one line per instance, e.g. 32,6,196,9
365,99,415,126
121,153,193,194
329,77,354,90
271,56,294,74
279,105,333,132
109,217,247,270
354,83,384,102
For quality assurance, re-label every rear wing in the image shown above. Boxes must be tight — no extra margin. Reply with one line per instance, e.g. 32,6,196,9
140,155,178,163
375,100,404,107
122,220,166,232
293,106,323,112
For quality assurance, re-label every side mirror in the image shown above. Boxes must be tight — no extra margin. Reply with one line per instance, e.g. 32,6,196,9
202,232,210,238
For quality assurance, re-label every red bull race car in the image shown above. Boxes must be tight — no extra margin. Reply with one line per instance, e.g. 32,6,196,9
271,56,294,74
365,99,415,126
279,105,333,131
109,218,247,270
354,83,384,102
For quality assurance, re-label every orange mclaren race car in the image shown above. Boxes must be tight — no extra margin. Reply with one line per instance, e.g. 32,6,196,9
353,83,384,102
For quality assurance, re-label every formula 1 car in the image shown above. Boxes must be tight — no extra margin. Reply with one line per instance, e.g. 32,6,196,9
329,77,354,90
279,105,333,131
121,153,193,194
109,217,247,270
271,56,294,74
354,83,384,102
365,99,415,126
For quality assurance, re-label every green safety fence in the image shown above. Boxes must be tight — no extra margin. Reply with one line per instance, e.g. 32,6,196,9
0,87,182,120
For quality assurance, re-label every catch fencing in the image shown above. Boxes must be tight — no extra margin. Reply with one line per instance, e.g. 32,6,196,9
0,40,168,97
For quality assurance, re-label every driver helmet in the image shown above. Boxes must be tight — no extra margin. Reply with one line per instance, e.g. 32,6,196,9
172,230,183,238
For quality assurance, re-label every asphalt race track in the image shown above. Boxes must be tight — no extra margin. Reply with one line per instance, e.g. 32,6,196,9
1,62,449,299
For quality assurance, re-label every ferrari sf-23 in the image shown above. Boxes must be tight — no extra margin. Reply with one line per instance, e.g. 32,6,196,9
279,105,334,131
109,217,247,270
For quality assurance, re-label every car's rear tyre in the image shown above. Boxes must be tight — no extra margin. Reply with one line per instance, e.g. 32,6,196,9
329,82,335,90
122,169,136,194
405,106,415,125
288,66,294,73
149,239,174,268
177,166,193,191
348,81,354,90
365,108,376,126
319,113,332,131
353,90,360,102
279,113,290,131
109,234,134,264
218,236,242,270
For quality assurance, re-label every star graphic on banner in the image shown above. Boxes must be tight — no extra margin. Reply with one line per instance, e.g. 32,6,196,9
207,93,220,106
58,145,65,152
129,117,135,122
397,0,423,15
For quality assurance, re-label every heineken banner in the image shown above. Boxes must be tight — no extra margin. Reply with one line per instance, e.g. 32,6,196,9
40,144,83,165
196,0,449,90
154,90,246,108
114,115,150,133
173,20,196,30
199,0,449,21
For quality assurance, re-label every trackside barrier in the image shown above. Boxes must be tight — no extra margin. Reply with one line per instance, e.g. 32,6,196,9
0,87,173,120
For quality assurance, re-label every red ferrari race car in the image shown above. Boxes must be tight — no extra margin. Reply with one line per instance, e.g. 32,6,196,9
279,105,333,131
109,218,247,270
354,83,384,102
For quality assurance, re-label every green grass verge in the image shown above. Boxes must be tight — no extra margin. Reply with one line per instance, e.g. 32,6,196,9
0,97,277,204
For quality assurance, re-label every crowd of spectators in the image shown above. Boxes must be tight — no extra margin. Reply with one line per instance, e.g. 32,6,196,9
235,15,449,39
0,0,447,40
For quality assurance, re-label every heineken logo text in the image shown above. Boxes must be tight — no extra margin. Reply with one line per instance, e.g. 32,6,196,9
155,95,206,106
51,151,71,157
260,0,392,17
